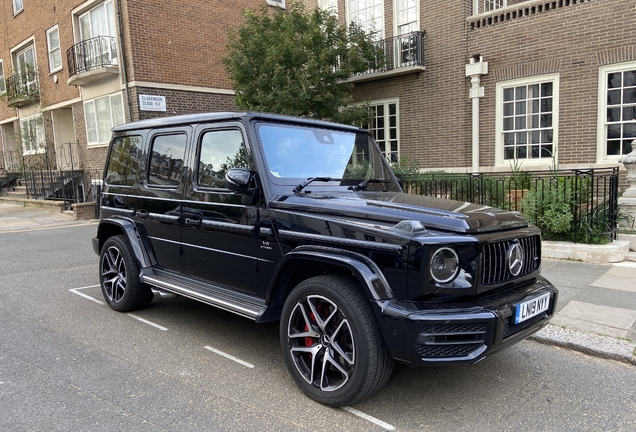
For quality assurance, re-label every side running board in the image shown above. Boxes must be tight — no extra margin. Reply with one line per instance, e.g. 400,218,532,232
141,270,265,320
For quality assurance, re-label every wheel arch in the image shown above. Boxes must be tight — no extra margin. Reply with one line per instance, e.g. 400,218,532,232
96,218,152,269
257,245,395,323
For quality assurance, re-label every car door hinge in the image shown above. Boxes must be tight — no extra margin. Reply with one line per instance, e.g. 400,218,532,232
179,245,184,256
255,261,260,273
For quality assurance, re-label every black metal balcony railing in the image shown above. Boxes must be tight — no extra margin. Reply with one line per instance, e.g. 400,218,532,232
67,36,118,77
360,31,425,76
5,70,39,107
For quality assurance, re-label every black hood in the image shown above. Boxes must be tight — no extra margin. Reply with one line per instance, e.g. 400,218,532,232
268,191,529,234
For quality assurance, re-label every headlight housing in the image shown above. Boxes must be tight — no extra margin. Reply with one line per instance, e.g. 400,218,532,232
430,247,460,283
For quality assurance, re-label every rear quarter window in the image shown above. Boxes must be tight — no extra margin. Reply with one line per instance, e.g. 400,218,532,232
105,135,142,186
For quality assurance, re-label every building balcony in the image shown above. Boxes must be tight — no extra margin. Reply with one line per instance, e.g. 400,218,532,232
349,31,426,84
67,36,119,86
5,71,40,107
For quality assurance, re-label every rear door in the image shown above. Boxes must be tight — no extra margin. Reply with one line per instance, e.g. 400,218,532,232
181,122,260,294
134,127,189,274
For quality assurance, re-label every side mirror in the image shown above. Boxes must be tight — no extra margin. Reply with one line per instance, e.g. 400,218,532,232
225,168,260,205
225,168,252,192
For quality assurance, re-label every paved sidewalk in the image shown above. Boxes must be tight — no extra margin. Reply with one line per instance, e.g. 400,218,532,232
1,202,635,364
534,259,636,365
0,202,95,232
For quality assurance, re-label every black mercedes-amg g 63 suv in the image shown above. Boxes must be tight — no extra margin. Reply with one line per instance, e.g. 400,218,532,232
93,112,557,406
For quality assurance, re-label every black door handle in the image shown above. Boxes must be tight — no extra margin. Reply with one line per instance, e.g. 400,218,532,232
182,213,202,228
137,209,149,219
184,217,202,228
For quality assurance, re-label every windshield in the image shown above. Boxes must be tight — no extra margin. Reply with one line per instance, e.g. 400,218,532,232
256,122,399,192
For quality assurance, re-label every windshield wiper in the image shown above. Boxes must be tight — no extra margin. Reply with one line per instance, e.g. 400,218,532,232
293,177,334,193
349,178,391,191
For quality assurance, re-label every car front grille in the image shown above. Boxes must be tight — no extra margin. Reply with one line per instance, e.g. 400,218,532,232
480,235,540,286
415,322,488,359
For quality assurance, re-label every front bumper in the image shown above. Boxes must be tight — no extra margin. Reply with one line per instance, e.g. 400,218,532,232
375,277,558,365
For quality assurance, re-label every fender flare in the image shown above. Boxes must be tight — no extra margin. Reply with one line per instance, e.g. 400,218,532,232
264,244,395,312
96,217,152,269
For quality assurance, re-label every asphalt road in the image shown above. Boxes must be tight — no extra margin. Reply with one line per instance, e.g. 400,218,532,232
1,224,635,431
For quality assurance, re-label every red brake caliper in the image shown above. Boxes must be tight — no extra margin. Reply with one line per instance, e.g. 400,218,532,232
304,311,316,347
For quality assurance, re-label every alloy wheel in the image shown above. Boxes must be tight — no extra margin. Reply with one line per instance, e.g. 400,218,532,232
287,295,355,392
101,245,127,303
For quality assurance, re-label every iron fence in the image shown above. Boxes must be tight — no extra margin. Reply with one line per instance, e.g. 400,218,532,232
399,167,620,244
1,141,102,213
22,168,102,209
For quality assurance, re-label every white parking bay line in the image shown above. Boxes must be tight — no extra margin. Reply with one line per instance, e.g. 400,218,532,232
69,287,105,305
342,406,395,431
127,314,168,331
204,346,254,369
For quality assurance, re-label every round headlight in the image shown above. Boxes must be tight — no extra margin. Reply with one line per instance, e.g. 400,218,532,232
430,247,460,283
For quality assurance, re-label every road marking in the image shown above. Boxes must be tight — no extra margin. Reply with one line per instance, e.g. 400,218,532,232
72,284,100,291
204,345,254,369
69,287,105,305
342,406,395,431
127,314,168,331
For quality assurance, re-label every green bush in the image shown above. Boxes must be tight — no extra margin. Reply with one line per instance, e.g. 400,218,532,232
521,178,575,235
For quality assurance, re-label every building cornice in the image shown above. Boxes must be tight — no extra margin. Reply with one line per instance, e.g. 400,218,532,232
128,81,235,96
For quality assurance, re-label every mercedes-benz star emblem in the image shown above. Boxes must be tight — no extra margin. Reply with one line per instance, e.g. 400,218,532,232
508,241,524,276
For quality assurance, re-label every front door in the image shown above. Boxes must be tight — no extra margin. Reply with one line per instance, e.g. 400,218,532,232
181,124,259,294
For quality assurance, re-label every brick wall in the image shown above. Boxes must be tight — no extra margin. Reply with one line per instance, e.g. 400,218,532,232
467,0,636,167
306,0,636,171
122,0,266,88
0,0,80,115
128,87,236,122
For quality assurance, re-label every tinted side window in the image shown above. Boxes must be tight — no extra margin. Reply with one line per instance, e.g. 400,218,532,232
197,129,247,189
105,135,142,186
148,133,187,187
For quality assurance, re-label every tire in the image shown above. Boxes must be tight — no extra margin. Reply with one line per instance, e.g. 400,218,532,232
280,275,394,406
99,235,153,312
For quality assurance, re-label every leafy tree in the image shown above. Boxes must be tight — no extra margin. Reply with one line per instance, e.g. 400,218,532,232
223,1,383,125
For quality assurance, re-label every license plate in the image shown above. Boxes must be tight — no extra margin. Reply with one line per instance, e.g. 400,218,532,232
513,292,551,324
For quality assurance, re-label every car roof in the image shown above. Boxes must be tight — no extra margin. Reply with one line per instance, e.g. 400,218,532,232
111,111,366,133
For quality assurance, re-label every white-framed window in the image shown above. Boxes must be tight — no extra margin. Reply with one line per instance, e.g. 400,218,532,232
266,0,286,8
13,44,38,91
78,0,116,40
597,61,636,161
20,115,46,154
0,59,5,94
495,74,559,167
75,0,118,69
368,99,399,162
84,92,125,145
46,26,62,73
318,0,337,16
395,0,418,35
484,0,506,12
347,0,384,39
12,0,23,15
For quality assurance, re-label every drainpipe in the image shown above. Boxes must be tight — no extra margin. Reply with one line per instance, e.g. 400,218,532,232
465,55,488,173
116,0,133,122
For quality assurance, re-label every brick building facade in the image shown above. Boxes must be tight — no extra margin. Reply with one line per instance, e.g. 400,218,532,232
0,0,268,184
305,0,636,173
2,0,634,183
